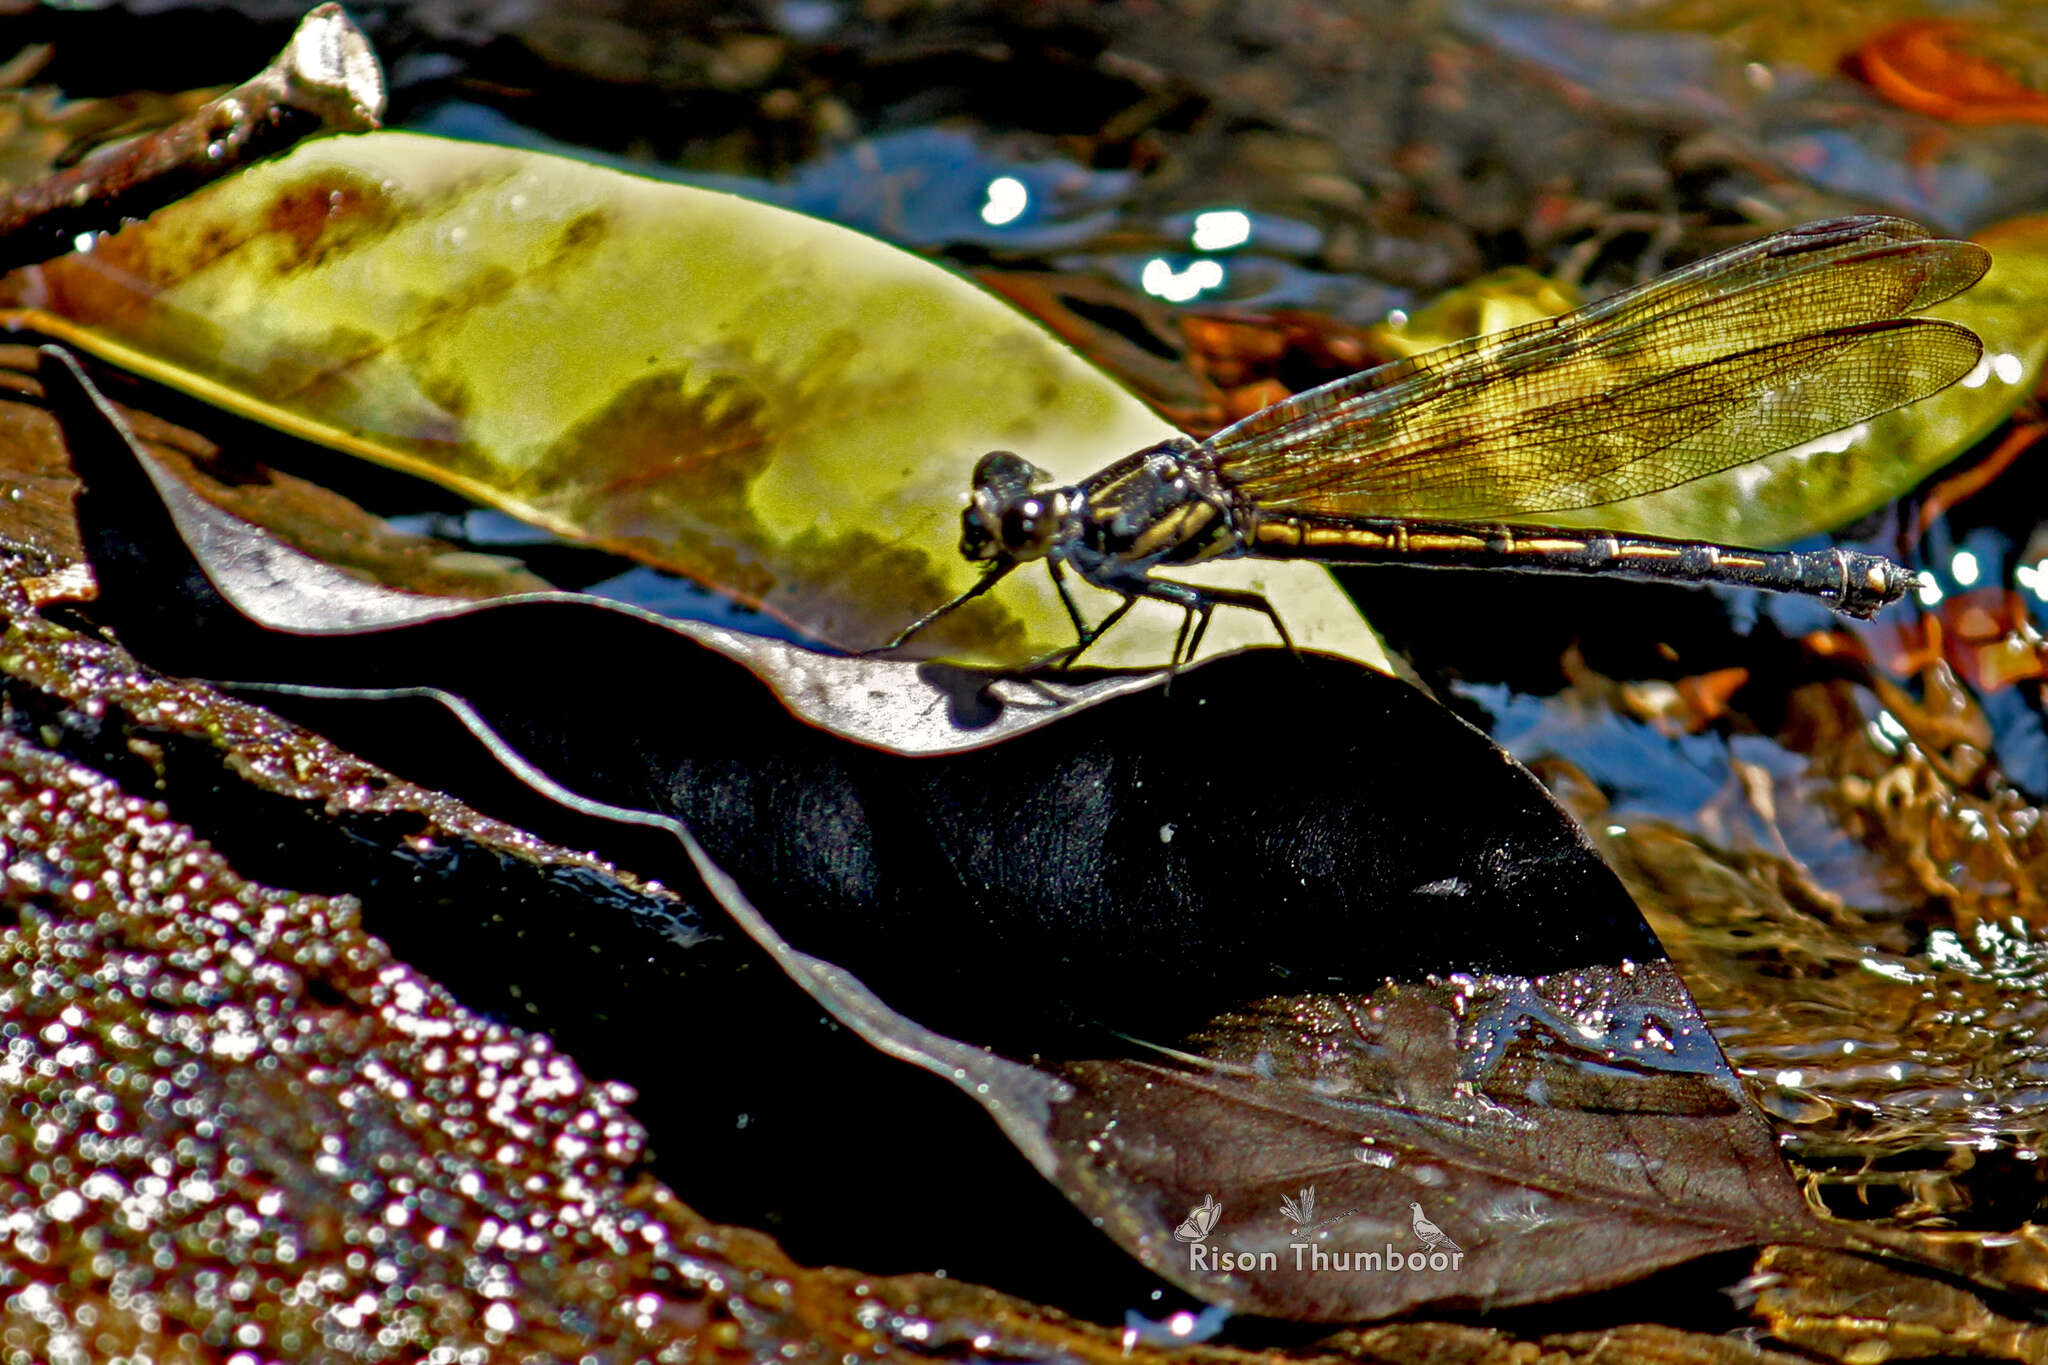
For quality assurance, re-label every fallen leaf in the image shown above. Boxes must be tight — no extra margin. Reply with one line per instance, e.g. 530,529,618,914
0,130,1388,672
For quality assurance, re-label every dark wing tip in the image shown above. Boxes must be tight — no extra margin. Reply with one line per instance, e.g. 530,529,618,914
1916,238,1994,311
1951,239,1994,294
1763,215,1989,312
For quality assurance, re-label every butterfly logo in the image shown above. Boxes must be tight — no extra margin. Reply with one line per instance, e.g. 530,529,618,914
1173,1194,1222,1243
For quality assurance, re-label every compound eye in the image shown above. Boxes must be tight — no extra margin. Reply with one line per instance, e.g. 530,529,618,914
972,450,1049,502
1000,500,1042,550
974,450,1024,484
958,504,992,553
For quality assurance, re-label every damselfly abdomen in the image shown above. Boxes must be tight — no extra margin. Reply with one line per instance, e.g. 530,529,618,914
888,216,1992,664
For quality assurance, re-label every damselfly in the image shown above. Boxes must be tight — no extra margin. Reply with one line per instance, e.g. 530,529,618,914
886,216,1990,664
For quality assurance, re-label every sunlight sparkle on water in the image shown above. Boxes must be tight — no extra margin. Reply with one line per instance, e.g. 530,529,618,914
1952,550,1981,587
980,176,1028,227
1861,957,1923,983
1960,351,2028,389
1124,1304,1230,1348
1190,209,1252,250
1916,570,1943,606
2018,560,2048,600
1142,257,1225,302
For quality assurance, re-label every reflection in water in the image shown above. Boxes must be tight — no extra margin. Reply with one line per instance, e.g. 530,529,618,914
1959,351,2029,389
2016,559,2048,600
1454,970,1728,1096
1190,210,1252,250
1141,257,1226,302
981,176,1028,227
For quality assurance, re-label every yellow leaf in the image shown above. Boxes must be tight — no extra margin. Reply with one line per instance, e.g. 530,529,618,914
0,130,1389,672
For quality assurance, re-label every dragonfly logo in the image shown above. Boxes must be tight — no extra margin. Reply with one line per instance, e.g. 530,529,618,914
1279,1185,1357,1239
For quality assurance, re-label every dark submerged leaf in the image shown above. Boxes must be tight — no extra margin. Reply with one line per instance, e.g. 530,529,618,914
1048,962,1821,1317
45,346,1861,1319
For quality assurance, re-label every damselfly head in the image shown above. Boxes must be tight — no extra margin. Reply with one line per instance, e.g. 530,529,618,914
961,450,1068,564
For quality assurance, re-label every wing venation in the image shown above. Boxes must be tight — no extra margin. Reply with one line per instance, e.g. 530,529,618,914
1209,216,1990,521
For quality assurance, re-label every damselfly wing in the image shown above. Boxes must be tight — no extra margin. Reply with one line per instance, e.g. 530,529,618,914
888,216,1991,663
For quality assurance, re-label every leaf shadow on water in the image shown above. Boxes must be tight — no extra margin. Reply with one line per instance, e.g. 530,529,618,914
45,344,1868,1322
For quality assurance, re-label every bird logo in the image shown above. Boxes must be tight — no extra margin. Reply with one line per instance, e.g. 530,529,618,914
1408,1202,1461,1253
1174,1194,1222,1243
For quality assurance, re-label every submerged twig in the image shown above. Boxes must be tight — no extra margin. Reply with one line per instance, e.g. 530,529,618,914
0,4,384,275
